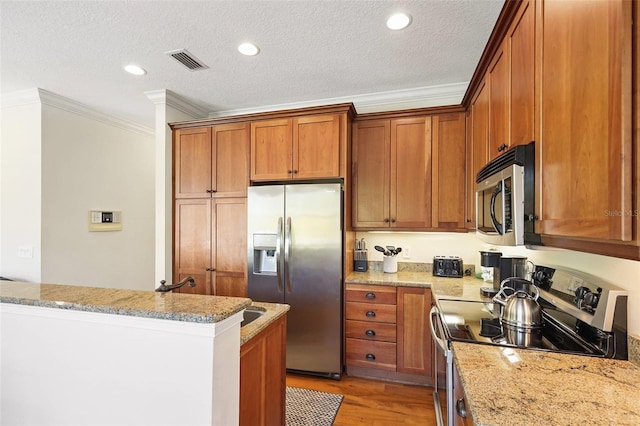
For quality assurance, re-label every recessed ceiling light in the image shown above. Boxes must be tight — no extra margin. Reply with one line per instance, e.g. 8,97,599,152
124,64,147,75
386,13,412,30
238,42,260,56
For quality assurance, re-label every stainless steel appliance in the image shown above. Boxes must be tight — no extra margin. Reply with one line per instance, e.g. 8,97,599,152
479,251,529,297
475,142,541,246
247,183,343,378
430,265,628,426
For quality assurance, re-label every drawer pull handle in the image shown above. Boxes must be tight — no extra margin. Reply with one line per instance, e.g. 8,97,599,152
365,353,376,361
366,311,376,318
365,292,376,299
365,329,376,337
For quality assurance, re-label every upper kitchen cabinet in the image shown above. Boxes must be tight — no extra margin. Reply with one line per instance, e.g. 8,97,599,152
250,114,341,181
432,113,466,230
352,116,432,229
535,0,633,248
174,124,250,198
485,0,535,161
466,80,489,229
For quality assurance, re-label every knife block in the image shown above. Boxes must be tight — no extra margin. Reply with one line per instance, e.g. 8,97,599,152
354,250,368,272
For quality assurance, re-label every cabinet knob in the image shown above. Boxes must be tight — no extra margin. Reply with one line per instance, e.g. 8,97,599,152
498,143,508,152
365,311,376,318
384,218,390,223
456,398,467,418
365,353,376,361
206,267,216,272
391,219,396,223
365,329,376,337
365,292,376,299
288,170,293,174
293,170,298,174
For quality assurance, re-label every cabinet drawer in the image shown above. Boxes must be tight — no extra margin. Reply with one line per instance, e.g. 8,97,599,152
346,338,396,371
346,302,396,323
345,284,397,304
345,320,396,342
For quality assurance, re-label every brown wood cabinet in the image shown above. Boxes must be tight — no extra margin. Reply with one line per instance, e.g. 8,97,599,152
535,0,633,244
453,362,472,426
174,124,249,198
465,80,490,229
352,116,433,229
240,314,286,426
345,283,433,385
432,113,466,230
396,286,432,377
250,114,341,181
174,198,247,296
487,41,509,160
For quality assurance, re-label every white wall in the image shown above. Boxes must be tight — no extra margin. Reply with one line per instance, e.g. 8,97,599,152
358,231,640,335
40,103,155,289
0,89,155,290
0,94,42,282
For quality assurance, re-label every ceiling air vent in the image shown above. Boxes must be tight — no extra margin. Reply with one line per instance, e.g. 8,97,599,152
165,49,209,71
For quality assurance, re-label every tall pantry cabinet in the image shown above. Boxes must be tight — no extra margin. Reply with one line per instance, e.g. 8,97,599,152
172,124,249,297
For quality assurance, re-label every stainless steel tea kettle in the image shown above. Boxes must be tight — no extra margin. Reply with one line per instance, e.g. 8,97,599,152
493,278,543,346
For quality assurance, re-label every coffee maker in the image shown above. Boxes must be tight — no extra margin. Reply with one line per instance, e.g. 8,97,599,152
479,251,528,297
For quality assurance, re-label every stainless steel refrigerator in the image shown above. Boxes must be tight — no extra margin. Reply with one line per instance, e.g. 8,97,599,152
247,183,343,378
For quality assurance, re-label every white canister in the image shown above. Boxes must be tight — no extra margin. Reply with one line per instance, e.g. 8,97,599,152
383,256,398,273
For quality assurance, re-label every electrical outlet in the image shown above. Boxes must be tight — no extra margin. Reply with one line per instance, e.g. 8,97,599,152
18,246,33,258
403,247,410,259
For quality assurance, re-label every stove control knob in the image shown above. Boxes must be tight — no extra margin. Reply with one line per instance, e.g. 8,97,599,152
574,286,590,300
582,291,600,312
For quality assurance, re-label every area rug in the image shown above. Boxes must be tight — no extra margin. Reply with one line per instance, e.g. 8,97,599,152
286,386,344,426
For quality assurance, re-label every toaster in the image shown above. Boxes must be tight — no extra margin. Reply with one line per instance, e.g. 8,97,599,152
433,256,464,278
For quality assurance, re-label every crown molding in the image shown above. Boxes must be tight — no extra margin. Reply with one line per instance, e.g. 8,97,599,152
208,82,468,118
1,88,153,136
144,89,209,119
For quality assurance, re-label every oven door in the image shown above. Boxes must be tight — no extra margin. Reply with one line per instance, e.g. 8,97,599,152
430,306,454,426
475,164,524,246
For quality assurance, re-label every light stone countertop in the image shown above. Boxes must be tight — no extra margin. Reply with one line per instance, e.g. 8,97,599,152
0,281,251,323
240,301,290,345
452,342,640,426
346,269,640,424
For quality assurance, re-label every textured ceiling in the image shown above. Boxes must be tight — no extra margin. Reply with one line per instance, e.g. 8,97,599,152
0,0,504,129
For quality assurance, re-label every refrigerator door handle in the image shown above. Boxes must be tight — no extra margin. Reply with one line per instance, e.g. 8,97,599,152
276,217,284,293
285,216,292,293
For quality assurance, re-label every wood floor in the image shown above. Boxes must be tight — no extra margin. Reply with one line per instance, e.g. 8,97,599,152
286,373,438,425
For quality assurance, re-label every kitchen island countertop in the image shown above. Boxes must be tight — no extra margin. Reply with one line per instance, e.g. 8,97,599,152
240,301,289,345
0,281,252,323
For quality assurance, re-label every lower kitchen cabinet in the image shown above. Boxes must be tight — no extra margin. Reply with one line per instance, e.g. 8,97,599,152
240,315,286,426
453,362,472,426
345,284,433,385
174,198,247,296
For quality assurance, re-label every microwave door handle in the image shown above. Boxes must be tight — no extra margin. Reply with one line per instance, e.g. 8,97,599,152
490,182,504,235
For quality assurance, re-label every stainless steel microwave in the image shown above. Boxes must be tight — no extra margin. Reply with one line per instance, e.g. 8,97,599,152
475,142,541,246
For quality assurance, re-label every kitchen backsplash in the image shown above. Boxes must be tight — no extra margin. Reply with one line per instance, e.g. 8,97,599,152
366,261,475,276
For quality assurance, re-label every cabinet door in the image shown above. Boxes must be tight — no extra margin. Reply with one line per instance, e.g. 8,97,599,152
508,0,534,148
240,315,286,426
466,80,490,230
293,114,340,179
432,113,466,230
174,199,212,295
250,119,293,181
391,117,432,228
212,198,247,297
352,120,391,228
488,41,510,160
537,0,632,241
213,123,249,197
174,127,212,198
453,363,472,426
396,287,432,376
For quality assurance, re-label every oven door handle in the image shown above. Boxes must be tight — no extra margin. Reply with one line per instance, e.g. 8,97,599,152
430,306,448,353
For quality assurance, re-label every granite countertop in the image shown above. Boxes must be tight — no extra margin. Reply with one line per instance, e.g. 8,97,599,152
346,270,490,301
452,342,640,426
0,281,251,324
240,301,290,345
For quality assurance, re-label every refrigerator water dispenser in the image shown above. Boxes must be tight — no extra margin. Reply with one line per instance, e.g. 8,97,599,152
252,233,277,275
